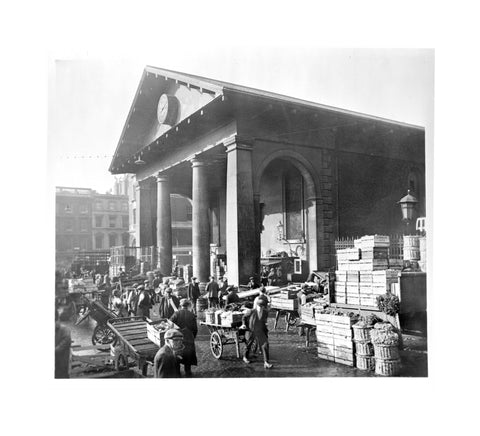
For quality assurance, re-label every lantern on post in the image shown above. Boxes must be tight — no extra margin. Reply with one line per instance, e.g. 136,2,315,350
398,190,418,234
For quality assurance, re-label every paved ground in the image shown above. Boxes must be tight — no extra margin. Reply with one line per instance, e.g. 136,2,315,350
66,312,427,378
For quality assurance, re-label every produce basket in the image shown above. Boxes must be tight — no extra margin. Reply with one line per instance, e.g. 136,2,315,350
220,311,243,327
354,340,374,356
375,358,401,376
352,325,373,341
356,354,375,371
373,344,399,360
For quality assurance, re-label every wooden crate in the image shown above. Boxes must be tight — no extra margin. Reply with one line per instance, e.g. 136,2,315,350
317,352,335,362
360,247,389,260
347,271,360,283
334,346,354,361
359,272,373,283
317,343,335,356
334,295,346,304
335,271,347,282
336,248,361,261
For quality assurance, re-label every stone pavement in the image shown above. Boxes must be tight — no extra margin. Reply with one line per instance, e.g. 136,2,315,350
66,313,427,378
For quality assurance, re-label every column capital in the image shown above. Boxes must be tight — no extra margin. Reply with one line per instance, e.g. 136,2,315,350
224,135,253,153
190,157,208,168
156,173,169,183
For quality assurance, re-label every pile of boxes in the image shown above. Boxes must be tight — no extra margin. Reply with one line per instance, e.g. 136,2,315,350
334,235,400,307
315,312,356,366
270,287,300,311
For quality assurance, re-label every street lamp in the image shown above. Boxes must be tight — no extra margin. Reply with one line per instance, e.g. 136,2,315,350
398,190,418,234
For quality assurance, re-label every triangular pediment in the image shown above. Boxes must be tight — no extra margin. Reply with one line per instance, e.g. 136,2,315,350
110,67,223,172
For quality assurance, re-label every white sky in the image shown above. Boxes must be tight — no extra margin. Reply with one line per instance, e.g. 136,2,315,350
48,49,433,193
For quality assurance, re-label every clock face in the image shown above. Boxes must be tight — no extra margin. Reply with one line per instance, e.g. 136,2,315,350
157,94,178,125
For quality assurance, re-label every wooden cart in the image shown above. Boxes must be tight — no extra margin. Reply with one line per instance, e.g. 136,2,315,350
76,299,118,345
107,317,159,376
271,308,300,331
200,321,248,359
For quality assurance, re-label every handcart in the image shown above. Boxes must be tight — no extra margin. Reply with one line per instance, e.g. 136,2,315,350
107,317,159,376
76,299,118,345
271,308,300,331
200,321,248,359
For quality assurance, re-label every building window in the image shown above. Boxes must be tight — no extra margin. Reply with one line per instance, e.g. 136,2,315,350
65,218,73,232
80,237,88,250
95,201,102,210
284,170,304,241
64,204,72,213
109,233,117,247
80,219,88,232
80,203,88,214
121,215,128,228
95,215,103,227
186,203,192,221
133,209,136,225
109,215,116,228
95,234,103,249
122,232,129,246
121,202,128,211
109,201,115,211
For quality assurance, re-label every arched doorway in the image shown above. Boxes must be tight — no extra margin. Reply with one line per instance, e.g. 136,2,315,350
257,156,320,281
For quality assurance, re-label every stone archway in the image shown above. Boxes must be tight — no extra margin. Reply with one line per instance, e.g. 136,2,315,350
254,149,325,272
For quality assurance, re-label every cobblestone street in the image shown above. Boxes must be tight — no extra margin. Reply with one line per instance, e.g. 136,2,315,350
68,313,427,378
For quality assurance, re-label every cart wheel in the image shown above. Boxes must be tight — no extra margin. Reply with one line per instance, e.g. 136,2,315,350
210,331,223,359
287,313,299,327
92,324,116,345
115,354,128,371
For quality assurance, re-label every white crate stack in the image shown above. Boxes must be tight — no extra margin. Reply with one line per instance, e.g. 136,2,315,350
315,312,355,366
334,235,399,307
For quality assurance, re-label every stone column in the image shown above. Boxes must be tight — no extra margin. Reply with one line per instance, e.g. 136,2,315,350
225,136,258,286
191,158,210,282
156,174,172,275
135,180,154,248
306,197,321,271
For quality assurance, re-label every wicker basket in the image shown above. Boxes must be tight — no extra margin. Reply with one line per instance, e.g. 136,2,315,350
356,354,375,371
375,358,401,376
354,340,374,356
352,325,372,341
373,344,399,360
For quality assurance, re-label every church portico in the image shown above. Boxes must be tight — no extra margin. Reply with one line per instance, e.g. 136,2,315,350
109,66,425,286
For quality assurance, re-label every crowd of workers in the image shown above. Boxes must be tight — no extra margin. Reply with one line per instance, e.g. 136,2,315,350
55,266,326,379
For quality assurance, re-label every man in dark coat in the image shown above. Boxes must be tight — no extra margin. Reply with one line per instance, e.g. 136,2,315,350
205,276,219,309
153,329,183,378
136,285,152,318
55,310,71,378
225,286,240,306
243,298,273,369
158,287,180,319
186,277,201,313
170,299,198,377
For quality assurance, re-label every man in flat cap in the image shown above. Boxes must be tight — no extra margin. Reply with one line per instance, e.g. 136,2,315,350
153,329,184,378
170,299,198,377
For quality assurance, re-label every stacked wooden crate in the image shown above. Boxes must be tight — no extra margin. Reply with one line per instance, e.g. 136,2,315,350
315,312,355,366
270,287,299,311
334,235,400,307
300,302,324,325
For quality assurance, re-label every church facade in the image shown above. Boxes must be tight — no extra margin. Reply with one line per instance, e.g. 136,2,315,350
109,66,425,286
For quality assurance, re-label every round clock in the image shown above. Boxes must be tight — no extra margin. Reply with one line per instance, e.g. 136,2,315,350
157,94,179,126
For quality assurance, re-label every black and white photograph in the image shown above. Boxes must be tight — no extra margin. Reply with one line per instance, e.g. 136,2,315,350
5,2,480,435
51,54,431,379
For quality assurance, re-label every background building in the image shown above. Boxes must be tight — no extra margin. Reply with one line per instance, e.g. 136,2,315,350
56,186,129,272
